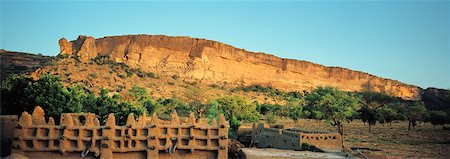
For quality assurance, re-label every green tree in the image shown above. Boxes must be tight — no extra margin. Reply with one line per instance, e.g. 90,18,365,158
206,100,220,125
305,86,361,145
266,112,280,126
285,98,305,123
26,74,86,118
377,106,398,126
142,98,162,115
130,85,149,102
358,91,398,132
158,98,186,115
184,85,208,120
399,101,428,131
0,74,36,115
215,95,260,139
426,110,448,128
359,105,379,132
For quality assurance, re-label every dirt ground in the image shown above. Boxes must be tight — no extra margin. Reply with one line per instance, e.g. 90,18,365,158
276,119,450,158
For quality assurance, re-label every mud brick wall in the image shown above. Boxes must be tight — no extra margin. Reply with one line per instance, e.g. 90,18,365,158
251,123,342,152
11,106,228,159
1,115,18,157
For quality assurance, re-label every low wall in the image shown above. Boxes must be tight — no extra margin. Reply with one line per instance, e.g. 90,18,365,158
1,115,18,157
11,106,228,159
251,123,342,152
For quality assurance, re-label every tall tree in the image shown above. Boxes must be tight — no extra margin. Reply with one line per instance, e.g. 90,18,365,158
358,91,397,132
184,85,208,120
305,86,361,146
215,95,260,139
285,98,306,123
399,101,428,131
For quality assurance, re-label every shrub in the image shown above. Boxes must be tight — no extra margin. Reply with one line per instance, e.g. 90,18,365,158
146,72,156,78
88,73,97,78
93,55,114,65
266,112,280,126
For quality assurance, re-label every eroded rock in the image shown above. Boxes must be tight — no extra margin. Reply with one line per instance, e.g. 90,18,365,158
58,35,421,100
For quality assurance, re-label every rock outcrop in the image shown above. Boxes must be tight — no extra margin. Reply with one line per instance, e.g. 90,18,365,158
421,88,450,110
59,35,421,100
59,36,97,62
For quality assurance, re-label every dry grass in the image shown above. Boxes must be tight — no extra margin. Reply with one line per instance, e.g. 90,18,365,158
278,119,450,158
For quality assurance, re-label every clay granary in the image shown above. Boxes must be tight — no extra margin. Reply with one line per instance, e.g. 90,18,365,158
12,106,228,159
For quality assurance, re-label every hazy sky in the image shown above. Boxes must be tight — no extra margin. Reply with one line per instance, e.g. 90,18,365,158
1,1,449,89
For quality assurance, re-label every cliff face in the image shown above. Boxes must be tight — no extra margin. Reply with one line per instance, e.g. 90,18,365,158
59,35,421,100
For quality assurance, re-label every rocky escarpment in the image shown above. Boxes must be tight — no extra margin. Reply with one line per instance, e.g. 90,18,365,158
59,35,421,100
0,50,51,80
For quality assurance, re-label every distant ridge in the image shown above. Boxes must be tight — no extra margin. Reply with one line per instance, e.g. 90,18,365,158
52,34,420,100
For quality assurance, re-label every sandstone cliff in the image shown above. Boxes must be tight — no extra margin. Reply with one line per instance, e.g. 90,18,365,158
59,35,421,100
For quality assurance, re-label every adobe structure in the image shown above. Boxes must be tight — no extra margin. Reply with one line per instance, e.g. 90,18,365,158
250,123,343,152
11,106,228,159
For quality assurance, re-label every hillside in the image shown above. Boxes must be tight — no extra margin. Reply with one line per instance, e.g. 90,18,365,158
0,50,51,80
52,35,420,100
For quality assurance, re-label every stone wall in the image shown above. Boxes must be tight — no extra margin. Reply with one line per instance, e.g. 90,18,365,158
12,106,228,159
251,123,342,152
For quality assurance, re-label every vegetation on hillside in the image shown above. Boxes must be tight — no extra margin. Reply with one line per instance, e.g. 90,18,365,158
2,72,450,139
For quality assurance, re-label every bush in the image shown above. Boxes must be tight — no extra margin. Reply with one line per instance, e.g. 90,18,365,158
125,68,135,77
88,73,97,78
266,112,280,126
426,110,448,127
147,72,156,78
93,55,114,65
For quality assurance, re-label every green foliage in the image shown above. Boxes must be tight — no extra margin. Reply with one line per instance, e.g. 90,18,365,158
305,86,361,136
184,85,208,119
130,86,148,102
1,74,145,125
88,73,98,78
116,85,125,92
285,98,306,123
125,68,135,77
1,74,36,115
232,84,304,100
117,73,126,78
206,101,220,125
358,91,399,126
301,142,311,150
214,95,260,139
215,95,260,125
26,74,84,118
256,103,282,115
93,55,114,65
426,110,449,127
266,112,280,125
398,101,428,130
142,99,162,115
146,72,156,78
229,116,241,139
377,106,398,124
158,98,186,115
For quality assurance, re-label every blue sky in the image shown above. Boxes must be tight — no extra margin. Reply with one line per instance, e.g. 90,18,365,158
1,1,449,89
